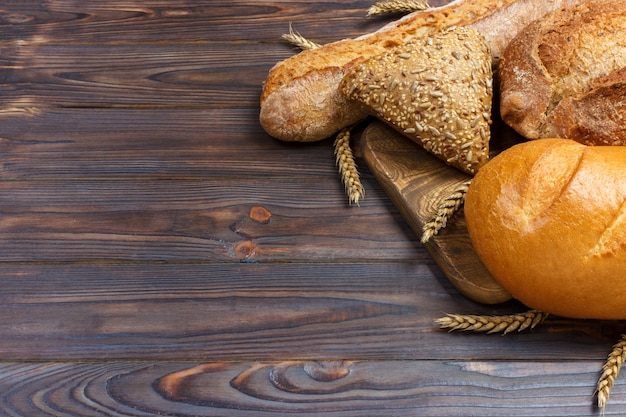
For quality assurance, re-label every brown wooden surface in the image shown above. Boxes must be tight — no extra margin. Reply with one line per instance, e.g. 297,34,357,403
1,1,626,415
361,121,513,305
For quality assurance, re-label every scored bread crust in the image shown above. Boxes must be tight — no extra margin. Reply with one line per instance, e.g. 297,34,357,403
499,0,626,145
465,138,626,319
260,0,588,142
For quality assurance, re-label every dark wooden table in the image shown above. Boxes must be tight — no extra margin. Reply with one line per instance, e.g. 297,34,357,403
1,1,626,415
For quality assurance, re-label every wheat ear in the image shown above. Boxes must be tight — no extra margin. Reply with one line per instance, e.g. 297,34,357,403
281,24,321,50
436,310,548,335
596,334,626,409
367,0,429,17
280,32,364,205
421,180,471,244
334,128,365,206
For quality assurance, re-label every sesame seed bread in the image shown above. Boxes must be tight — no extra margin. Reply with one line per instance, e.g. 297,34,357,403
465,138,626,319
260,0,589,142
339,27,492,175
499,0,626,145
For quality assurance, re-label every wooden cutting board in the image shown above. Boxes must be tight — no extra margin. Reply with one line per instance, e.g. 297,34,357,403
361,121,516,305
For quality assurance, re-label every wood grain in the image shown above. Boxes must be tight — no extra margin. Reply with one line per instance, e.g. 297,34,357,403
362,121,512,304
0,262,623,361
0,108,340,179
1,360,623,416
1,0,626,414
0,0,397,44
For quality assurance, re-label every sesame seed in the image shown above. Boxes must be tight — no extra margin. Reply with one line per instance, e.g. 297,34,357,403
428,126,441,136
444,131,457,141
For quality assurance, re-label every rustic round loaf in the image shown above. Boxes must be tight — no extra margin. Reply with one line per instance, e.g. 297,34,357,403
499,0,626,145
465,138,626,319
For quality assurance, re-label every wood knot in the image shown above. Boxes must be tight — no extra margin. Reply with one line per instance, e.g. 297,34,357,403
268,361,353,393
233,240,258,261
303,361,351,382
249,206,271,224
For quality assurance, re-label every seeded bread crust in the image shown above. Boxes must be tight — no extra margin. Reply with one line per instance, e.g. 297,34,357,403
499,0,626,145
339,27,492,175
260,0,589,142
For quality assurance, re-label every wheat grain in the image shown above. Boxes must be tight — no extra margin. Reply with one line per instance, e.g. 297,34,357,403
367,0,429,17
334,128,365,206
282,24,321,51
436,310,548,335
597,334,626,409
421,180,471,243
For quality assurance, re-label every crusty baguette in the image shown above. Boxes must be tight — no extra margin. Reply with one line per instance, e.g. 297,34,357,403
465,138,626,319
499,0,626,144
260,0,588,142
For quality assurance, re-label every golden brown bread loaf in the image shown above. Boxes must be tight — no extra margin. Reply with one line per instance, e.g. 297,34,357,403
464,138,626,319
260,0,589,142
499,0,626,145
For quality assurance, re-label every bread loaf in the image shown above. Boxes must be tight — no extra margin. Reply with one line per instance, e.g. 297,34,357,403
464,138,626,319
499,0,626,145
260,0,589,142
339,27,492,174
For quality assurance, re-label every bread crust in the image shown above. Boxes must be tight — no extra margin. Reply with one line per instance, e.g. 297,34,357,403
465,138,626,319
260,0,588,142
339,27,493,174
499,0,626,144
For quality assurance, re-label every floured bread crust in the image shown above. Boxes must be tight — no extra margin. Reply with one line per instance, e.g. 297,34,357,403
499,0,626,144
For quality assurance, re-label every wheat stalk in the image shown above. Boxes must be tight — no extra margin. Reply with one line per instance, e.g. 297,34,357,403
280,31,364,205
421,180,471,243
367,0,430,17
334,128,365,206
282,24,321,50
436,310,548,335
597,334,626,409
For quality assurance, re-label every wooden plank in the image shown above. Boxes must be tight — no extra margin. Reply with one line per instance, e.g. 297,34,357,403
0,43,282,108
0,263,622,361
0,108,346,179
1,360,623,416
0,0,402,44
0,178,423,262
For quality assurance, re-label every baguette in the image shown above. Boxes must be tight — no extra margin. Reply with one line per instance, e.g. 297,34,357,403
464,138,626,319
499,0,626,145
260,0,588,142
